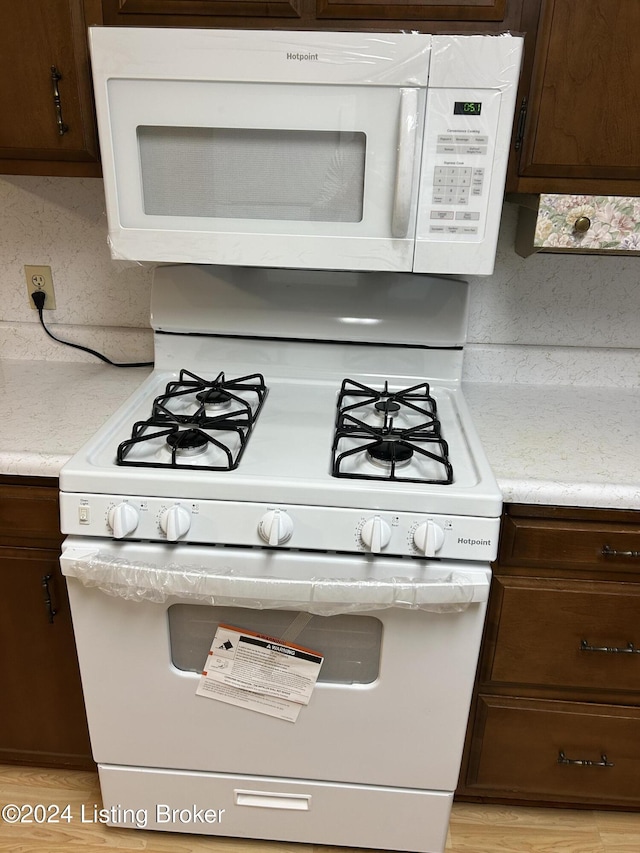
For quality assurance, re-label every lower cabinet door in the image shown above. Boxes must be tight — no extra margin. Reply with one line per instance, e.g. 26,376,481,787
466,695,640,806
0,548,93,768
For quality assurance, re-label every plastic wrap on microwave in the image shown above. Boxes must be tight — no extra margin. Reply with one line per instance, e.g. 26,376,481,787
61,550,482,615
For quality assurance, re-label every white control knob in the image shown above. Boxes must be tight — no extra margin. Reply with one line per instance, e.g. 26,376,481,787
360,516,392,553
258,510,294,546
107,502,139,539
413,521,445,557
160,505,191,541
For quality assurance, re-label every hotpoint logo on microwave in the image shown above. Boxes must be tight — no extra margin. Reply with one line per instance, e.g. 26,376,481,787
286,51,319,61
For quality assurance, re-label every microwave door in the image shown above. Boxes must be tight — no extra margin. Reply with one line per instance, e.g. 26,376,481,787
100,80,425,271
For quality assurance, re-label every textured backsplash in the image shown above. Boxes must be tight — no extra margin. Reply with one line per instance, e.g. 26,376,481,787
1,175,639,383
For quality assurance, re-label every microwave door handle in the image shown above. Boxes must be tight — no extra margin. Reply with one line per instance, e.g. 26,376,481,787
391,88,420,239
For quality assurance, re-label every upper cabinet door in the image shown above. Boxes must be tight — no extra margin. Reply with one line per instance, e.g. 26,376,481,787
102,0,510,26
514,0,640,195
0,0,100,176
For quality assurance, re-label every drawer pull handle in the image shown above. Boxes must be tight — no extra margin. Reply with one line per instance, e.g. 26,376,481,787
580,640,639,655
602,545,640,558
558,751,614,768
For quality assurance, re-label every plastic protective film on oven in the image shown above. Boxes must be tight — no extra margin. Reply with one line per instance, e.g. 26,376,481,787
61,549,487,616
89,28,523,274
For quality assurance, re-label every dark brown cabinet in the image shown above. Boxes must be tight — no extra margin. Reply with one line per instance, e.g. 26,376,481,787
507,0,640,195
0,477,93,769
0,0,101,177
100,0,526,31
458,504,640,808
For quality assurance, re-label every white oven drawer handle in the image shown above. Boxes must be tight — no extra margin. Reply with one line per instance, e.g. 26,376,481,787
391,87,419,239
234,790,311,811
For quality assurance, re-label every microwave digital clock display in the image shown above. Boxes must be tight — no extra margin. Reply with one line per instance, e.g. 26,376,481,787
453,101,482,116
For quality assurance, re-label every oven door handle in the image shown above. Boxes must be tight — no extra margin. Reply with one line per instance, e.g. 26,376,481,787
391,87,420,239
60,544,489,614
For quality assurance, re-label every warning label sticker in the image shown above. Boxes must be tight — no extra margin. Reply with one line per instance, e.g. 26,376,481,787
196,624,324,722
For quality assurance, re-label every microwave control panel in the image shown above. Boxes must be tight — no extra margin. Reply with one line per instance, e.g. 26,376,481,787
416,87,503,245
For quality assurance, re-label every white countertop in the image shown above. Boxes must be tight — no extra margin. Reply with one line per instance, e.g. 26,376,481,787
0,359,638,510
0,360,151,478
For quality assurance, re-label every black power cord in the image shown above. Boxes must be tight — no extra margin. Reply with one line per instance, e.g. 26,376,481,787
31,290,153,369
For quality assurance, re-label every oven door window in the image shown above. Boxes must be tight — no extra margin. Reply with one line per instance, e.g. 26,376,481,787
138,126,365,223
168,605,382,685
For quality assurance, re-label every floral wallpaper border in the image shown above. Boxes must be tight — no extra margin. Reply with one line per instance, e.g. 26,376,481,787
534,194,640,252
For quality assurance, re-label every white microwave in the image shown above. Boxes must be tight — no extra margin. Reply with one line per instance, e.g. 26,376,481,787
89,28,523,275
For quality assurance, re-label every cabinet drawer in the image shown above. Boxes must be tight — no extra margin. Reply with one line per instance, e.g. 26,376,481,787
500,513,640,574
532,195,640,254
487,578,640,694
467,695,640,806
0,483,62,548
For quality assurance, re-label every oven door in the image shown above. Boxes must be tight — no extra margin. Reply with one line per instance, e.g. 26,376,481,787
61,537,489,792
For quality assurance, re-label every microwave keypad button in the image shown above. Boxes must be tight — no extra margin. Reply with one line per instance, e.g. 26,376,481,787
432,194,445,204
434,175,446,187
456,211,480,221
446,167,459,178
429,225,447,233
461,226,478,234
464,145,488,155
430,210,455,220
453,135,470,144
437,145,457,154
444,193,457,205
437,135,454,143
445,226,460,234
471,187,483,197
445,176,459,187
472,168,485,179
476,136,489,145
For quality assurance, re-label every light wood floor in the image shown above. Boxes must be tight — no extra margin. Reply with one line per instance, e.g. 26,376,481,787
1,765,639,853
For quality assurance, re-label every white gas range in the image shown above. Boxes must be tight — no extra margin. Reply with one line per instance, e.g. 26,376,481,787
59,263,501,853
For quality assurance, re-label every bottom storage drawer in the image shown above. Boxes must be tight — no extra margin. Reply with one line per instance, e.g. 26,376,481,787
466,696,640,806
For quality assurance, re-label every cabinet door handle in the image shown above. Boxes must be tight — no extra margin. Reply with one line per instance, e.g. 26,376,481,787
41,574,58,623
580,639,639,655
50,66,69,136
602,544,640,558
558,751,614,768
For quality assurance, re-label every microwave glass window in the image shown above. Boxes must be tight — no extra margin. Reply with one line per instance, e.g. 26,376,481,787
168,604,382,684
137,126,366,223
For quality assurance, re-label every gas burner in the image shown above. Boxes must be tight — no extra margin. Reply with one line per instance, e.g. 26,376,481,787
367,439,414,469
196,388,233,411
374,399,401,416
116,369,267,471
332,378,453,484
166,428,210,457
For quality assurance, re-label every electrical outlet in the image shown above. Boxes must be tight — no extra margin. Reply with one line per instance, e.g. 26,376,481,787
25,265,56,310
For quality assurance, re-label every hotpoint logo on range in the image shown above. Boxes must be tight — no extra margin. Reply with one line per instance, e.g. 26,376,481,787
457,537,492,547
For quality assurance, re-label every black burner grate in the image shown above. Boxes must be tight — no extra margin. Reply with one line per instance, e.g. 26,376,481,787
117,370,267,471
332,379,453,484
